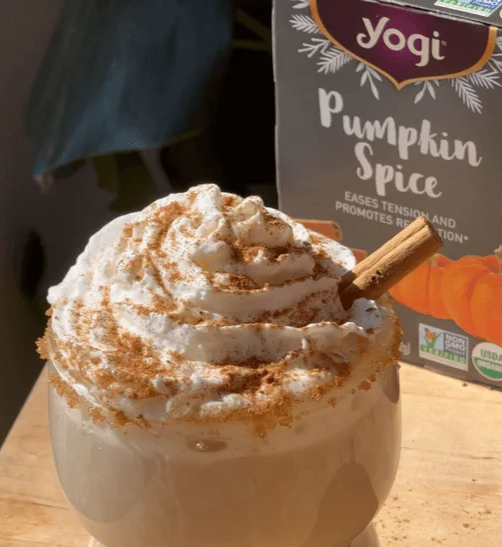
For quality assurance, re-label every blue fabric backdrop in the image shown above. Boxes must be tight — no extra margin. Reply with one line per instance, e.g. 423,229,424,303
26,0,233,176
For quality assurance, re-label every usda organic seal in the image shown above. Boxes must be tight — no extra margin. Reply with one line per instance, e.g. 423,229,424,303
472,342,502,382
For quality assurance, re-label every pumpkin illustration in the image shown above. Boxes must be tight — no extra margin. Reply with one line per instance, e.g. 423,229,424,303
299,219,367,263
300,219,343,241
441,247,502,346
351,248,368,264
389,254,452,319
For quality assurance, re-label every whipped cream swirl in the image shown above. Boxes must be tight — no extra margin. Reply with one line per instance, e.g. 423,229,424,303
43,184,400,429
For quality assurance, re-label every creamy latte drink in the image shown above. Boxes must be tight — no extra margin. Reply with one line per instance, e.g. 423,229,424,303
40,184,402,547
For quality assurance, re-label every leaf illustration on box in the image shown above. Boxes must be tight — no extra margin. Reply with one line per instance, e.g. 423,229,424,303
424,328,442,350
290,14,322,34
450,77,483,114
317,47,352,75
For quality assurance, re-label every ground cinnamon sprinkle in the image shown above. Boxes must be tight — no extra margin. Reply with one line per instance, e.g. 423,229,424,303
255,289,335,328
149,262,171,294
358,380,372,391
222,195,237,210
229,240,308,266
226,273,260,291
309,233,328,245
167,269,183,284
150,202,186,245
186,190,197,207
36,336,49,360
41,186,400,435
94,369,116,391
49,372,81,409
122,255,145,281
262,211,285,227
313,263,329,277
89,407,105,424
113,410,129,428
136,415,152,429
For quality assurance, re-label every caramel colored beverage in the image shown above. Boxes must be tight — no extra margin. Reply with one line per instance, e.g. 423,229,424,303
41,185,401,547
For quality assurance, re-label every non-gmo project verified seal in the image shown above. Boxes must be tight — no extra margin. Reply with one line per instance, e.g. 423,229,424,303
419,324,469,371
435,0,502,16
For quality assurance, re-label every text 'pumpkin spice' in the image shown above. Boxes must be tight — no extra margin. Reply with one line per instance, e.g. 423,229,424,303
275,0,502,388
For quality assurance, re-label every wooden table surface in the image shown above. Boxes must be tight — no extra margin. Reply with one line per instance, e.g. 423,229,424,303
0,364,501,547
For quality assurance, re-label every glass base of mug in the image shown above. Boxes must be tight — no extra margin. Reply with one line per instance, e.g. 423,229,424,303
350,524,380,547
88,525,380,547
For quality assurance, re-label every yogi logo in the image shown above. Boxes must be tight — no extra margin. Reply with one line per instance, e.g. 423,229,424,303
310,0,497,88
356,17,445,68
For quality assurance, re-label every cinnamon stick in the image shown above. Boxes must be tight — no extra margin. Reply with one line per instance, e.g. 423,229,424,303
340,216,442,310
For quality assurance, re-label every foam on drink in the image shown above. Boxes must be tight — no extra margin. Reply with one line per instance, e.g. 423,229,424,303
39,184,400,435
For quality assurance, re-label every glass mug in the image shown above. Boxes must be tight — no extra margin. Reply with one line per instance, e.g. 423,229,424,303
49,360,401,547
